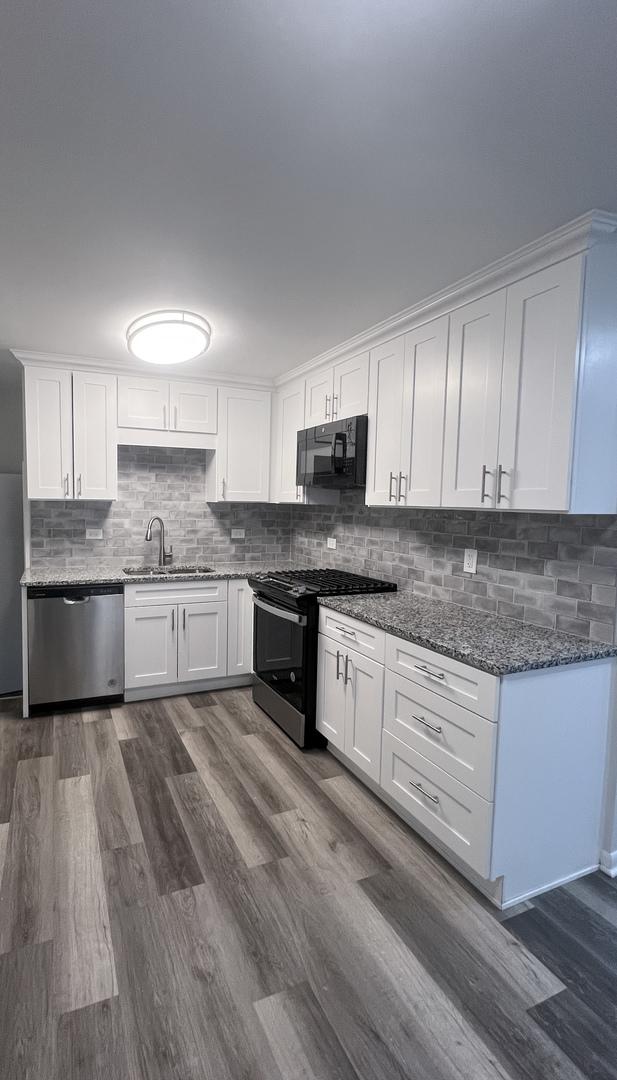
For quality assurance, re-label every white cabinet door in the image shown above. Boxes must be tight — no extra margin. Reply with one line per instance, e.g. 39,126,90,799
227,579,253,676
217,387,271,501
365,336,406,505
343,647,384,783
442,291,506,508
497,256,584,512
178,601,228,682
271,380,305,502
316,634,347,751
401,316,449,507
125,604,177,689
169,381,217,434
72,372,118,500
24,366,74,499
305,367,333,426
332,352,369,420
117,376,169,430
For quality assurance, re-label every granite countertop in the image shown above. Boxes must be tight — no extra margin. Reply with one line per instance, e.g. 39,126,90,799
20,562,301,587
318,593,617,676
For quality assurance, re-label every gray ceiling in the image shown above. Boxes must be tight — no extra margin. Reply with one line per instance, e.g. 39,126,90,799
2,0,617,379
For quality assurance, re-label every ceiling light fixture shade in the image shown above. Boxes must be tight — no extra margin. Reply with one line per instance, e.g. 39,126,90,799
126,309,212,365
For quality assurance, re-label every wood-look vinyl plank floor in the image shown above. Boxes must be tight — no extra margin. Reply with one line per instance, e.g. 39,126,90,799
0,688,615,1080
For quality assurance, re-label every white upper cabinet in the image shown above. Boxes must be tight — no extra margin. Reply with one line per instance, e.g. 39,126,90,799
442,291,507,508
72,371,118,500
117,375,169,430
365,336,407,505
332,352,369,420
305,368,333,426
304,352,369,427
25,366,117,500
497,257,584,512
401,316,449,507
25,367,74,499
270,380,305,503
210,387,271,502
169,381,217,434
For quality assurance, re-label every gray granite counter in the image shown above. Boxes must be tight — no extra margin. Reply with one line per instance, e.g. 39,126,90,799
319,593,617,676
21,562,301,587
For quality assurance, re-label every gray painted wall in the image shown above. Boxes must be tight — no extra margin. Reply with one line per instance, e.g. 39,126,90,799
0,352,23,475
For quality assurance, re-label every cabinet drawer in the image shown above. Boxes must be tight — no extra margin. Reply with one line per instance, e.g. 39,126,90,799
125,580,228,608
383,671,497,799
319,607,385,663
385,634,498,720
381,730,493,877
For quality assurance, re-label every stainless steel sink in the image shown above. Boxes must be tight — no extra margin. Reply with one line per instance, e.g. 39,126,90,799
122,566,214,576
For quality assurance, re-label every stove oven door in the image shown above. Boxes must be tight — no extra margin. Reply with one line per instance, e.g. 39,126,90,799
252,595,313,745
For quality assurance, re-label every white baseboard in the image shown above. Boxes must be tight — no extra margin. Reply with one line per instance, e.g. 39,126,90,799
600,848,617,877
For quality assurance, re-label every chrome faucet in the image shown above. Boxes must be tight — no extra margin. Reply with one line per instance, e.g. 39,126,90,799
145,516,173,567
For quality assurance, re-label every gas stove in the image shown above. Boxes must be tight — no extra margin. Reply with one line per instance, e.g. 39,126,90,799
249,568,396,748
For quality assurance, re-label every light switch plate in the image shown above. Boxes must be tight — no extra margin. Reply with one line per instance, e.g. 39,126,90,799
231,528,245,539
327,537,337,550
86,528,103,540
463,548,478,574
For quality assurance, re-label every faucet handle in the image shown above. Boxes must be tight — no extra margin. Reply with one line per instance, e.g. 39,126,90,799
163,545,173,566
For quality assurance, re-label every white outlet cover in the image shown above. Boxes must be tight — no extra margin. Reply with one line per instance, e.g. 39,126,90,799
86,528,103,540
231,528,245,539
463,548,478,574
327,537,337,549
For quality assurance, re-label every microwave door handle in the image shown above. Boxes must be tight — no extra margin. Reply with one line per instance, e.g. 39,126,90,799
333,432,346,473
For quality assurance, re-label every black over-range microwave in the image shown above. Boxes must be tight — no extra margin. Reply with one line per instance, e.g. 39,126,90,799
296,414,368,488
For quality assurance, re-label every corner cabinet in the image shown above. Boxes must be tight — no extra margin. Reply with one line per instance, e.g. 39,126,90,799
206,387,271,502
24,366,117,500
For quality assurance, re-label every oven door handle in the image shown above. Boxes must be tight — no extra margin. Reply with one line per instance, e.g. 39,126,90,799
253,596,308,626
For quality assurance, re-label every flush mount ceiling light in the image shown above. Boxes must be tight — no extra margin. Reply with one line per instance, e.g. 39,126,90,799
126,310,212,365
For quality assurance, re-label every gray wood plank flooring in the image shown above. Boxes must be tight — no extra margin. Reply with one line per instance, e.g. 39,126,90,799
0,686,615,1078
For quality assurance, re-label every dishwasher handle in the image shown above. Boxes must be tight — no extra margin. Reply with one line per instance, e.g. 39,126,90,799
63,596,91,605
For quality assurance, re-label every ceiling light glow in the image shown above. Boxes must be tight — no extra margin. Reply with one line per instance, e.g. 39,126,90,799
126,310,211,364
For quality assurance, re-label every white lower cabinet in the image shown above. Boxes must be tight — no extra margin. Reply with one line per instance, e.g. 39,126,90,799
125,604,177,689
317,610,613,907
178,602,227,681
124,578,254,693
316,634,384,782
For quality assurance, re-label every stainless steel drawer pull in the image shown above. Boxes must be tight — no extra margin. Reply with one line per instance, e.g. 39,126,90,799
414,664,445,680
335,625,356,637
408,779,439,804
413,714,442,734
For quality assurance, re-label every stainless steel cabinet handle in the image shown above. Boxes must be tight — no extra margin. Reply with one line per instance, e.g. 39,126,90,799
174,405,178,430
496,464,508,503
335,625,356,637
336,650,342,680
325,395,331,420
413,714,443,735
171,608,175,632
163,403,167,429
414,664,445,680
389,472,397,502
344,654,350,685
77,474,82,498
480,464,492,503
398,472,407,503
332,394,338,419
296,485,302,501
408,779,439,804
64,473,70,497
182,607,186,631
221,477,226,500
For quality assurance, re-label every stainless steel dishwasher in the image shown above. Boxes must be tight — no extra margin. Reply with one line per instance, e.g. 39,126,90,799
27,585,124,708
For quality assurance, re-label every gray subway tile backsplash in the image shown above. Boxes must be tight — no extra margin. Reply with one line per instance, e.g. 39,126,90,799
29,451,617,644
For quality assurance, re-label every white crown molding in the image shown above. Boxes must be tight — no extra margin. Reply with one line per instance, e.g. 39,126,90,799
275,209,617,387
10,349,275,390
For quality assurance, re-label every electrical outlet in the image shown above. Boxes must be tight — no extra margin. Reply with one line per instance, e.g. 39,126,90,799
231,528,245,539
86,528,103,540
327,537,337,550
463,548,478,574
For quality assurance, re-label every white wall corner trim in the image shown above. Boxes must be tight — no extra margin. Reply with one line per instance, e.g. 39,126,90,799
600,849,617,877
